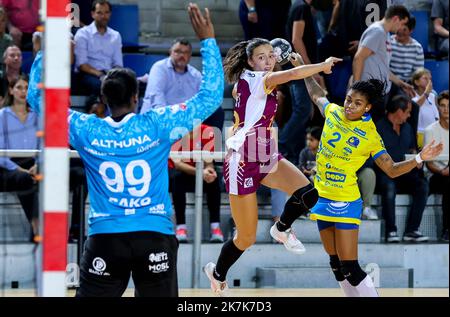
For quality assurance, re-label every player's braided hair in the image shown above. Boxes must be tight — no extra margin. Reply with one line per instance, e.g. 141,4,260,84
223,38,271,84
350,79,386,109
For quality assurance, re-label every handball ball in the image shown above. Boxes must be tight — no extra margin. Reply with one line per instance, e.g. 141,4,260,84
270,38,292,66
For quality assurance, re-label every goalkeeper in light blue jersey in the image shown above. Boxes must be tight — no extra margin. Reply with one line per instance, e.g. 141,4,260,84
27,4,223,297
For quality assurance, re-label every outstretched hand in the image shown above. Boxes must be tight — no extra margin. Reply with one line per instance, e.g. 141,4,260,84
419,140,444,161
322,57,343,74
188,3,215,40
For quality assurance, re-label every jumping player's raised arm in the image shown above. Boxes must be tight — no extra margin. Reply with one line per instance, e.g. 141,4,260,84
144,4,224,143
27,50,87,149
27,50,44,115
265,54,341,92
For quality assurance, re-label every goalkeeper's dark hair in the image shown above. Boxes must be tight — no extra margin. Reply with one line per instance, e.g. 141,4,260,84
101,68,138,109
223,38,271,83
350,79,386,108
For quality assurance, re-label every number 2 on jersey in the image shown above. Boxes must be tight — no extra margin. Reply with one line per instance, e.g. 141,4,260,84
327,132,341,148
99,160,151,197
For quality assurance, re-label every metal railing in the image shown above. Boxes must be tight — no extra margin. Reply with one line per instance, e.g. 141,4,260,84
0,149,227,289
1,150,448,288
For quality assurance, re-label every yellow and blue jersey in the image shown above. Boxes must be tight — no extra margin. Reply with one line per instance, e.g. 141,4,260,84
314,103,386,203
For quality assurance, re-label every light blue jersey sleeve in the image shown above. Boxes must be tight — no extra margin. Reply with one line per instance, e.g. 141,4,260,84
27,50,92,150
142,38,224,144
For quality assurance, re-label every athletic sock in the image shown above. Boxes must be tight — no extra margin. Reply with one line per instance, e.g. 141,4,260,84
339,279,359,297
355,275,379,297
213,240,245,282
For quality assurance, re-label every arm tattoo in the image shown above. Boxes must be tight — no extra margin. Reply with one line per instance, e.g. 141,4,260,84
304,76,328,117
376,153,417,178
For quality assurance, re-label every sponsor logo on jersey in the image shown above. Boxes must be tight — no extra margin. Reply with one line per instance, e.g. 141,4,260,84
325,172,347,183
244,177,254,189
325,163,345,173
148,252,170,273
331,110,342,122
89,257,110,276
353,128,367,138
155,107,166,115
343,147,353,155
149,204,166,215
91,135,154,149
326,118,334,129
170,104,183,114
109,197,152,208
346,136,360,148
125,209,135,216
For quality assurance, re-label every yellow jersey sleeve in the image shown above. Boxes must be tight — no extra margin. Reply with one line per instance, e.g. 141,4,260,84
370,129,387,160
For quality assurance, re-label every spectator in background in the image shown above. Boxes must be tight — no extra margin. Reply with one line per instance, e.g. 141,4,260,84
311,0,336,40
358,159,378,220
0,74,38,241
320,0,387,59
0,0,39,50
279,0,320,165
390,16,424,83
425,90,449,242
353,5,414,122
411,67,439,148
238,0,292,41
169,124,223,243
140,38,224,130
141,38,200,112
0,45,22,105
0,73,88,243
375,95,429,243
298,126,322,183
0,7,13,64
431,0,449,55
74,0,122,113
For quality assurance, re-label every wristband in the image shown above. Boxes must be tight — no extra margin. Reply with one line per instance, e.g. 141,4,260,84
415,153,423,164
248,6,256,13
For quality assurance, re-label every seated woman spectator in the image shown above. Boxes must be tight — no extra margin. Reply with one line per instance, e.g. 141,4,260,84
0,74,88,242
411,68,440,149
0,74,39,241
425,90,449,242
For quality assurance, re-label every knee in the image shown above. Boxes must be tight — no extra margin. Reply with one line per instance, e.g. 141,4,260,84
340,260,367,286
292,183,319,210
329,255,345,282
234,234,256,249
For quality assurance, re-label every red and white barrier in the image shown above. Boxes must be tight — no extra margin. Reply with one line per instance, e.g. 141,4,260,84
39,0,71,297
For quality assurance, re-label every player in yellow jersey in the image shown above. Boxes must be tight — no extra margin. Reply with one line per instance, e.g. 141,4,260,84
286,53,443,297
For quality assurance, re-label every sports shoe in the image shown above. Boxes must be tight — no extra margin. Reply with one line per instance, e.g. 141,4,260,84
386,231,400,243
210,227,224,243
403,231,429,243
270,222,306,254
176,228,188,243
203,262,228,297
362,207,378,220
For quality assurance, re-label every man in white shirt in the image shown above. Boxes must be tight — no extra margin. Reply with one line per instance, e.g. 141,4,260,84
425,90,449,242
